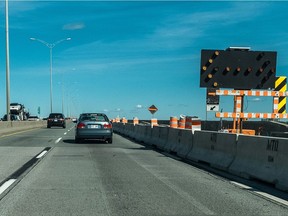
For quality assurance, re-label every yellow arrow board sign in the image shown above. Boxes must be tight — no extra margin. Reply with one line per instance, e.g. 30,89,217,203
148,105,158,115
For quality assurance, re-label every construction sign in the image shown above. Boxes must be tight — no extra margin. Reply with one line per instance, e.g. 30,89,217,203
200,48,277,89
206,88,219,112
148,105,158,115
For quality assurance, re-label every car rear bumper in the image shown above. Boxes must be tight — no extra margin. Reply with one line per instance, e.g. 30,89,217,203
75,129,113,139
47,122,65,127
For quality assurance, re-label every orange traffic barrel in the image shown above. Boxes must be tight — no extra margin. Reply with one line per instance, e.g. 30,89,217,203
133,117,139,125
185,116,192,129
178,116,186,129
191,118,201,133
122,117,128,124
185,116,201,133
151,118,158,128
170,116,178,128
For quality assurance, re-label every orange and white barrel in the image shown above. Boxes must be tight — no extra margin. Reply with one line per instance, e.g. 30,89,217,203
169,116,178,128
122,117,128,124
191,117,201,134
178,116,186,129
116,117,120,123
185,116,201,133
185,116,193,129
151,118,158,128
133,117,139,125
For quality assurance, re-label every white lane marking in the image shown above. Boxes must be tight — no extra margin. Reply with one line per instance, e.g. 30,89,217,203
0,179,16,195
64,132,67,135
231,181,288,206
230,181,252,189
36,150,48,159
55,137,62,144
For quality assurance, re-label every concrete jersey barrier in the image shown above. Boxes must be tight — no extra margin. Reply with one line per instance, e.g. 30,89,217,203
229,135,288,191
186,130,237,171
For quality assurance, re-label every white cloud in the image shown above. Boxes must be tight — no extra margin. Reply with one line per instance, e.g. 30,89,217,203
248,98,262,102
63,22,85,30
136,105,142,109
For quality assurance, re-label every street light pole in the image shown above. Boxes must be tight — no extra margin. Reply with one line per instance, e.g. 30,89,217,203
30,37,71,113
5,0,10,121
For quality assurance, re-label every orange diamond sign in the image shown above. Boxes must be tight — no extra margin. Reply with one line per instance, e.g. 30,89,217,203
148,105,158,115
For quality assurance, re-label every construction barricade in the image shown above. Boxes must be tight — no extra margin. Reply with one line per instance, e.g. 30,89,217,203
151,118,158,128
133,117,139,125
185,116,201,134
170,116,178,128
178,116,186,129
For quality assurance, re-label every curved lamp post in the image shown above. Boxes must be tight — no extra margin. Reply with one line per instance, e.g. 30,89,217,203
30,37,71,113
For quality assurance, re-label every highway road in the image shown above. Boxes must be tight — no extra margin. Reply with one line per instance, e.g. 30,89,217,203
0,122,287,215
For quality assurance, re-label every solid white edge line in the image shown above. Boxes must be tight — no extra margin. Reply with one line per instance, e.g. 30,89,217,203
0,179,16,195
256,191,288,206
231,181,288,206
55,137,62,144
230,181,252,189
36,150,48,159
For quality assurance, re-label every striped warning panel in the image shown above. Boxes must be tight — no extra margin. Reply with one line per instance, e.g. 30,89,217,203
215,89,288,97
216,112,288,119
275,76,287,114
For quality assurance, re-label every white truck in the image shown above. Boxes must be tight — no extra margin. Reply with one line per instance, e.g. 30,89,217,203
10,103,29,120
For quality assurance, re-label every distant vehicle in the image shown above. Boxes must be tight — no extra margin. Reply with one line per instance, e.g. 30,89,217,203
74,113,113,143
10,103,29,120
1,114,20,121
28,116,40,121
47,113,66,128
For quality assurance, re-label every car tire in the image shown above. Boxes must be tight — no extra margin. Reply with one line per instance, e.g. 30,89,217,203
47,125,51,128
107,138,113,144
63,125,66,128
75,137,81,143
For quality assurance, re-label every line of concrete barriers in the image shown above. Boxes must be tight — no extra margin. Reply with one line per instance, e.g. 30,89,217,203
0,121,46,134
113,122,288,192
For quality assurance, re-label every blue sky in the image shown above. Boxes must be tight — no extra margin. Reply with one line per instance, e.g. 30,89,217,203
0,1,288,120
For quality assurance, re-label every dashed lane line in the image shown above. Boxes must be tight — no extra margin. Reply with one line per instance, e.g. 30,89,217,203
55,137,62,144
36,150,48,159
0,179,16,195
0,147,51,199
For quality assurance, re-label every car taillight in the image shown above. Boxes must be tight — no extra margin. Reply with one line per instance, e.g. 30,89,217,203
77,123,86,128
104,123,112,129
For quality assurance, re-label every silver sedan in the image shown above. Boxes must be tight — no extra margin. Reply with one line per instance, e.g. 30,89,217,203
74,113,113,143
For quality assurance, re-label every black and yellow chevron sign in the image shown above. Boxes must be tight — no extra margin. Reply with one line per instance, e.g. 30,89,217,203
275,76,287,113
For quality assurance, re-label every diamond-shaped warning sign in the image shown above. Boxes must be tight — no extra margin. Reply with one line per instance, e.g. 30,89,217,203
148,105,158,115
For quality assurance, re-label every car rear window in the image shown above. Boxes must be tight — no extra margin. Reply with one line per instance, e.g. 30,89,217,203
49,114,64,118
80,114,108,122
